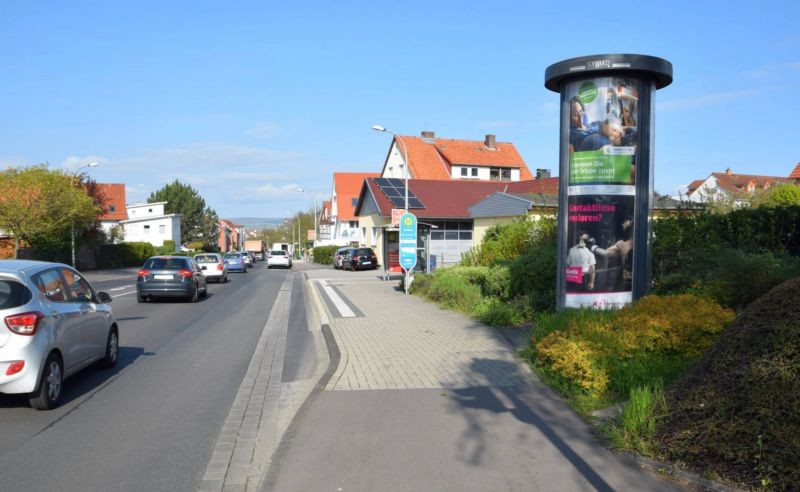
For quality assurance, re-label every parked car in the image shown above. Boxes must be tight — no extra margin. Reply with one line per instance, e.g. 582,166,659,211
136,256,207,303
267,250,292,269
0,260,118,410
346,247,379,271
223,252,247,273
194,253,228,283
333,247,354,269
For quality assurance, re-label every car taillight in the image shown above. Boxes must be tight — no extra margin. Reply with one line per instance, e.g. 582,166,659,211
5,311,44,336
217,264,223,271
178,269,193,278
138,269,150,277
6,361,25,376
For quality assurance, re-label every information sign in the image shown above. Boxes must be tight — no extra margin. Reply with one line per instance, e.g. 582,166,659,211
399,213,417,270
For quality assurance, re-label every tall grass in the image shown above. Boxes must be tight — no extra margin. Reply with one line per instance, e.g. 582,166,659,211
603,384,667,455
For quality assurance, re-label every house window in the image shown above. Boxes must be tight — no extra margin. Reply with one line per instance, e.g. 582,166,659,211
460,167,468,177
471,168,478,177
159,225,166,234
351,198,358,206
148,208,153,213
109,205,116,213
490,168,511,181
349,221,358,228
144,225,150,234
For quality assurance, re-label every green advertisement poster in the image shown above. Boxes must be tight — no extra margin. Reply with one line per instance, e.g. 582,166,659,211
569,150,632,184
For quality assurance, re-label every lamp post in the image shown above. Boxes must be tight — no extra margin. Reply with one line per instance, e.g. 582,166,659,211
286,213,300,259
372,125,409,211
296,187,317,248
71,162,100,267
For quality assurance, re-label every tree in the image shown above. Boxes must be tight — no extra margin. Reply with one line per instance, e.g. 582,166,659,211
751,183,800,208
148,180,218,246
0,164,99,258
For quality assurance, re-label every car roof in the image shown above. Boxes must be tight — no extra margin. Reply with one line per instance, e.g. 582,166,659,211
0,259,70,274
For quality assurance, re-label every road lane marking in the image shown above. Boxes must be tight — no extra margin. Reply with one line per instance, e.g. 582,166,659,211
319,280,356,318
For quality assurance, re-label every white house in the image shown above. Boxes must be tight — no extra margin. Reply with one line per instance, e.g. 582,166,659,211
120,202,181,250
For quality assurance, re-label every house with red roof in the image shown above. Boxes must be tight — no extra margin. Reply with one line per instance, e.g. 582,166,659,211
379,131,536,183
354,177,560,271
685,165,799,205
323,172,380,246
95,183,128,240
217,219,244,252
317,200,332,243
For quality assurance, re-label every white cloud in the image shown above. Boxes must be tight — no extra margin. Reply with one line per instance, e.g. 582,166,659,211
657,89,759,111
247,122,281,138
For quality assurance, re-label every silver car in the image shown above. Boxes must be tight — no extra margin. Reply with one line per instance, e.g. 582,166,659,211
0,260,118,410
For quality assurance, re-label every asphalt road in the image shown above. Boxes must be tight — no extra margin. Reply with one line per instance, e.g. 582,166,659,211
0,261,316,491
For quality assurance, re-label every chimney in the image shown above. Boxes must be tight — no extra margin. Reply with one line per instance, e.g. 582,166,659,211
536,168,551,179
725,167,733,176
421,130,435,138
484,134,496,150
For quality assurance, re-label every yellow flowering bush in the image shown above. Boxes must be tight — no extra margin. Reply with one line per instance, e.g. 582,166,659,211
612,295,734,358
535,331,609,396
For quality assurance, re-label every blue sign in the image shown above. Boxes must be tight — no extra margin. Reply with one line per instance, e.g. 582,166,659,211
399,212,417,270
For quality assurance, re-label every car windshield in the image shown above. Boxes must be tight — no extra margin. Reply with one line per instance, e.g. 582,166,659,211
143,258,189,270
195,255,218,263
223,254,240,259
270,251,286,256
354,248,373,256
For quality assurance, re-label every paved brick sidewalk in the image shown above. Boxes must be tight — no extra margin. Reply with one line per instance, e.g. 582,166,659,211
321,278,538,391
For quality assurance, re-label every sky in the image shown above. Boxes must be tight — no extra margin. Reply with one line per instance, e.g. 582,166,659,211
2,1,798,219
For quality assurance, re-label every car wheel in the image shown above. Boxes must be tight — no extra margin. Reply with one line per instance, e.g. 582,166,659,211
200,283,208,298
99,327,119,369
189,286,199,303
223,274,228,283
137,294,145,303
29,352,63,410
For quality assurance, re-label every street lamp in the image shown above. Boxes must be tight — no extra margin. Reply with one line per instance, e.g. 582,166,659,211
71,162,100,267
296,187,317,248
286,213,300,259
372,125,409,212
283,220,295,256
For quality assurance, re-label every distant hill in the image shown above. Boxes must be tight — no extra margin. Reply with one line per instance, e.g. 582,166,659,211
225,217,285,229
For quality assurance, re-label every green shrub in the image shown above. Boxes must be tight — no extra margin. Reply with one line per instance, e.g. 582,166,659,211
509,242,557,313
474,297,527,327
463,216,556,267
187,240,204,251
423,269,483,312
313,245,338,265
120,242,155,266
162,240,176,253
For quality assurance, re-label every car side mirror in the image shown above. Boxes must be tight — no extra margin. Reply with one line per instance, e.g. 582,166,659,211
97,291,113,303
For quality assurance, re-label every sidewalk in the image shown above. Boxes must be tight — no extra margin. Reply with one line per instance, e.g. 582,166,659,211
264,274,683,491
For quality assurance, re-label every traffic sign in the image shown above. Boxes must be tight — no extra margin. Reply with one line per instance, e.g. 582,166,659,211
398,212,417,270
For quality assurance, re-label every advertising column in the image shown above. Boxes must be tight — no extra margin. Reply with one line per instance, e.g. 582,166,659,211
545,54,672,310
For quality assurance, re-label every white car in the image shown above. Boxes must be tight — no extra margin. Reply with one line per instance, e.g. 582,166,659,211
267,250,292,269
194,253,228,283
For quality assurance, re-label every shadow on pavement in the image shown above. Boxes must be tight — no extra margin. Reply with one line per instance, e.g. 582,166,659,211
448,358,616,492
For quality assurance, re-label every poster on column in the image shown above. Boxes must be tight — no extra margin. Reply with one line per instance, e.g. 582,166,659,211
564,194,634,309
566,77,639,186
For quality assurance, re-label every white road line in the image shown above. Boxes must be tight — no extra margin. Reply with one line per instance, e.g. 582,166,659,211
109,286,133,291
319,280,356,318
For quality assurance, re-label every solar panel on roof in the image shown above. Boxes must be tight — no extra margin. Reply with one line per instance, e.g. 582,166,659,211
374,178,391,187
384,187,402,197
388,196,406,208
408,198,424,209
387,178,404,187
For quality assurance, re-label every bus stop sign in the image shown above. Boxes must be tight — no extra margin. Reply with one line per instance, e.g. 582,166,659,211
399,213,417,270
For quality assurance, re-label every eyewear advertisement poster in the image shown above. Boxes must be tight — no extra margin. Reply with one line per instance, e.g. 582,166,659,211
564,75,639,309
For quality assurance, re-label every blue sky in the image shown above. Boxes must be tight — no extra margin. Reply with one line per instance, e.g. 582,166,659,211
2,1,798,219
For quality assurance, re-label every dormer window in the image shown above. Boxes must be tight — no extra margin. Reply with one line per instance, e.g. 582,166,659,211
109,205,116,213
